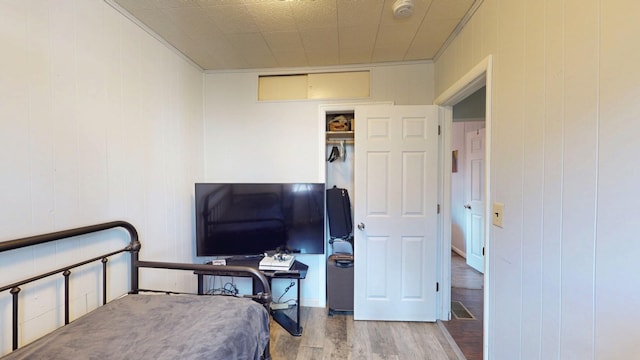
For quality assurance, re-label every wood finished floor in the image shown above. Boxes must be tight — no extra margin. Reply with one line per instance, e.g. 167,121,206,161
269,307,463,360
443,252,484,360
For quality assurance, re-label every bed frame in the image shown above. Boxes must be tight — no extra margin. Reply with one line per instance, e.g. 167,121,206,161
0,220,272,359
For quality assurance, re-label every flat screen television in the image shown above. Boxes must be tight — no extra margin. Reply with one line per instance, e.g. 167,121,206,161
195,183,325,256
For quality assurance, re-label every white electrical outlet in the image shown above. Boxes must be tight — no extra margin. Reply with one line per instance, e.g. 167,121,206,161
492,202,504,228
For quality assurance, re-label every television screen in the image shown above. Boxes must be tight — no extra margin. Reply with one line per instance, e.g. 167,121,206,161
195,183,325,256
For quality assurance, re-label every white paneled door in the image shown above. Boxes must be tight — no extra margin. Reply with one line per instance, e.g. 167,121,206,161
353,105,439,321
464,128,485,273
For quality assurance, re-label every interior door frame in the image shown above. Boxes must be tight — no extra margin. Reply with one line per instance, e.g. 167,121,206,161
434,55,493,359
317,101,395,309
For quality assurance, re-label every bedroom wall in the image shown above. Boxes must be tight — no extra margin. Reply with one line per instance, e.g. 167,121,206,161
0,1,203,354
203,62,435,307
435,0,640,358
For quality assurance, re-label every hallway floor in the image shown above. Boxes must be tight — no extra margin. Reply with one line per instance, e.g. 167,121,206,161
444,252,484,360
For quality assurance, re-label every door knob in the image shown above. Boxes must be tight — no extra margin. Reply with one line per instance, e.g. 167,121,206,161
357,222,365,230
464,204,471,210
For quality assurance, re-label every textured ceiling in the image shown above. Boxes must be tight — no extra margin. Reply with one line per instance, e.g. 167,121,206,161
110,0,478,71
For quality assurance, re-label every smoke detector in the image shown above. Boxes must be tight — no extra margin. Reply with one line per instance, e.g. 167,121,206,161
392,0,414,18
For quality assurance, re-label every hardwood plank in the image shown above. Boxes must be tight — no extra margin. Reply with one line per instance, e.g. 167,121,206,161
451,251,483,289
390,321,450,359
346,313,372,360
444,288,483,360
369,321,400,357
445,254,483,360
300,306,326,348
270,318,302,360
270,308,461,360
445,252,484,360
323,313,350,359
406,322,454,360
390,322,425,359
294,346,323,360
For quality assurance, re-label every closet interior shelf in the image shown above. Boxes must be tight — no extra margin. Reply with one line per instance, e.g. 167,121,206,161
327,139,354,145
326,131,354,144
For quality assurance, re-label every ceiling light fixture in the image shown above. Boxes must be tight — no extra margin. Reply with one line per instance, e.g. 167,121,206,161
392,0,414,18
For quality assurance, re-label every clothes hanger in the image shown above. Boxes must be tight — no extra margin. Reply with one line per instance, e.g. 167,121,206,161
327,146,339,162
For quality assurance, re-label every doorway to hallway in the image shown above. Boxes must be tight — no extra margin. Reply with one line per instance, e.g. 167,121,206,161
447,86,486,360
444,251,483,360
434,55,493,359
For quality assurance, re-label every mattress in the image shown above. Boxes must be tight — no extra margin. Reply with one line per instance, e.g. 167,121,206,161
2,294,270,360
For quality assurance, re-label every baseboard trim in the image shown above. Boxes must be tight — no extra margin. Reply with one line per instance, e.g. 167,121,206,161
451,246,466,259
437,320,467,360
300,298,324,308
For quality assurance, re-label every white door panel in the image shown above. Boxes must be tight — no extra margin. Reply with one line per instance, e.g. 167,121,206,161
465,128,485,273
354,105,439,321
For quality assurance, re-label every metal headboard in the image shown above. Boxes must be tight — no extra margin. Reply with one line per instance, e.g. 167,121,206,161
0,221,139,351
0,221,272,354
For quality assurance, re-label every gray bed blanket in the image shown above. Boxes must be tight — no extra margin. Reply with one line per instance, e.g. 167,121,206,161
3,294,269,360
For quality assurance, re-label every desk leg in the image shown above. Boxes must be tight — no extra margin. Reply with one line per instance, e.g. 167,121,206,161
271,277,303,336
296,278,301,333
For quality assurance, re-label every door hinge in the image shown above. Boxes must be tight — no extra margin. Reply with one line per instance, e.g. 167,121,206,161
438,125,441,135
436,282,439,292
437,204,440,214
483,247,485,256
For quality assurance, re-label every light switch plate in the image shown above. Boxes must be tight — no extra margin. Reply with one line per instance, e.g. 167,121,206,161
492,202,504,228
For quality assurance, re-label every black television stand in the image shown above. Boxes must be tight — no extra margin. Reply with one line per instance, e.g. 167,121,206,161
195,258,308,336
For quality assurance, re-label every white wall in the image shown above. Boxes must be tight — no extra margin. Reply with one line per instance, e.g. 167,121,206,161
0,1,203,354
203,62,435,306
436,0,640,358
